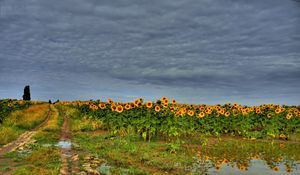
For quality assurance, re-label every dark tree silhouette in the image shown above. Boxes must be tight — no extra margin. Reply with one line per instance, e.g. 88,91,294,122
23,85,31,101
49,100,52,104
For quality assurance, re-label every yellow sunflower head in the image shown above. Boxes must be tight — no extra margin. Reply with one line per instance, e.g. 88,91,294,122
116,105,124,113
99,103,106,109
286,113,292,120
107,98,113,104
155,106,161,112
275,108,281,114
145,101,153,108
133,98,141,107
197,112,205,118
111,103,117,111
188,110,194,117
225,111,230,117
125,104,131,110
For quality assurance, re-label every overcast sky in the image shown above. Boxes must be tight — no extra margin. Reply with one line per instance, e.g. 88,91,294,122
0,0,300,105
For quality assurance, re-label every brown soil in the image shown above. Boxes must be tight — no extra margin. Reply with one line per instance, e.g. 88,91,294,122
0,107,52,156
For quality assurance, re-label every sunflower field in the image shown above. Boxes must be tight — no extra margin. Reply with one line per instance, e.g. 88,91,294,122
0,99,31,124
61,97,300,141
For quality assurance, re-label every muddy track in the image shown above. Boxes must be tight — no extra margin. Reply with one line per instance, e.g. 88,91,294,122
59,110,80,175
0,106,53,157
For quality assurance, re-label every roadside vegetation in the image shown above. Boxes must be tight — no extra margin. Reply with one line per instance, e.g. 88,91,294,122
0,104,49,145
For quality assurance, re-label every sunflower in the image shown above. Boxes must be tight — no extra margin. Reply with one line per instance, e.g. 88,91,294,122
99,103,106,109
162,99,169,105
255,108,261,114
286,113,292,120
233,109,239,116
273,166,280,172
161,96,168,102
219,109,225,115
225,111,230,117
133,99,139,107
107,98,113,104
155,106,161,112
275,108,281,114
145,101,153,108
111,104,117,111
125,104,131,110
116,105,124,113
188,110,194,117
89,104,98,110
205,109,212,115
267,113,272,118
172,99,177,104
163,103,168,108
130,103,135,109
177,110,184,117
197,112,205,118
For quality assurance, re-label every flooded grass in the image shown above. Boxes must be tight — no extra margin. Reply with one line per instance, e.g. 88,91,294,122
72,131,300,175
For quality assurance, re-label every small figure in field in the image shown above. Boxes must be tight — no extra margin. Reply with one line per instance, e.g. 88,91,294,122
22,85,31,101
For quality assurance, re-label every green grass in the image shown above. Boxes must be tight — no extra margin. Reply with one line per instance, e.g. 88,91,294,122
0,104,49,146
0,126,25,145
72,132,197,174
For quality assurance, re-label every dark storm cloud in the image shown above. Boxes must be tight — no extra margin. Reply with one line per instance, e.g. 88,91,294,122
0,0,300,104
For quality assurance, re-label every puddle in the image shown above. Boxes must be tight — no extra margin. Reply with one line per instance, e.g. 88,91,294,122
191,140,300,175
207,159,300,175
57,140,72,149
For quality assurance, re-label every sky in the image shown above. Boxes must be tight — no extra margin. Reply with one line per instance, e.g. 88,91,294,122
0,0,300,105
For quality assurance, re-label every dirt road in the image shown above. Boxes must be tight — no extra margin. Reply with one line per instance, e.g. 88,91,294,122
59,109,80,175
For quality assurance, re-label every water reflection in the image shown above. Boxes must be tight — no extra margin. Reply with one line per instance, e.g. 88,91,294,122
193,140,300,174
57,140,72,149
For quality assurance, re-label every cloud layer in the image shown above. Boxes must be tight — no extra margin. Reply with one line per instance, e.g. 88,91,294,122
0,0,300,105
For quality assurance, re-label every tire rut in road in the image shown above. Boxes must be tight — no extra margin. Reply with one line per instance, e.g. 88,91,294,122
59,111,80,175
